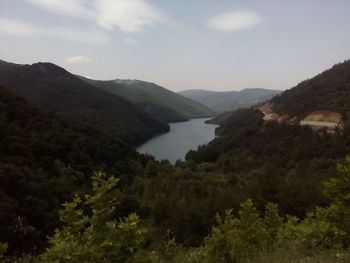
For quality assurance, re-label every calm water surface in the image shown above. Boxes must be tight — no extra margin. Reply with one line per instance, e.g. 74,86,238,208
137,118,218,163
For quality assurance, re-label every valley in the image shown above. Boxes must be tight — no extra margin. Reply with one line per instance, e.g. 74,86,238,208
0,58,350,263
1,59,350,263
1,1,350,261
0,58,350,258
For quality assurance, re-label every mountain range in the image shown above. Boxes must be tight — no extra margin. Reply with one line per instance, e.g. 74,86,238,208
2,58,350,261
79,77,214,122
0,59,172,145
0,59,212,145
179,88,281,113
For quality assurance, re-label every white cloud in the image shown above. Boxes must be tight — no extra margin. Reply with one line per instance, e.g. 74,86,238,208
54,26,108,44
123,37,136,45
24,0,92,18
24,0,166,33
93,0,165,32
65,55,93,63
0,18,41,36
208,11,262,32
0,18,108,44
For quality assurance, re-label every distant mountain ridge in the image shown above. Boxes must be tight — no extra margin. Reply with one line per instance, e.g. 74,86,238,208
0,59,169,145
178,88,281,113
79,77,215,122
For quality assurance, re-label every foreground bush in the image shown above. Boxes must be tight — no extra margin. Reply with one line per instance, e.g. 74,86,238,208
41,172,150,263
202,156,350,262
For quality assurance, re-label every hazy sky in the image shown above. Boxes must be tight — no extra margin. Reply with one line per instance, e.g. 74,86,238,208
1,0,349,92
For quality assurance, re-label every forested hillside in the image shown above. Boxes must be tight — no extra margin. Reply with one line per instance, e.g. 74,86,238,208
0,60,169,145
80,77,214,122
0,86,139,254
271,60,350,118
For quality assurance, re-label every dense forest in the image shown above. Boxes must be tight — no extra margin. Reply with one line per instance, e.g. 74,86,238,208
1,60,350,262
0,86,139,254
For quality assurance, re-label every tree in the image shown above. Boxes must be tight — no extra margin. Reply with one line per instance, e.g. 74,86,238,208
41,172,150,263
314,155,350,247
204,200,268,262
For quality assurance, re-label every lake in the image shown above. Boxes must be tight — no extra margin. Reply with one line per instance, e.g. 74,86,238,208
137,118,218,163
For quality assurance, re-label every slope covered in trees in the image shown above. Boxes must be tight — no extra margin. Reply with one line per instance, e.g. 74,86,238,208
179,88,281,113
0,60,169,145
3,157,350,262
271,60,350,118
0,86,140,254
180,61,350,225
80,77,214,122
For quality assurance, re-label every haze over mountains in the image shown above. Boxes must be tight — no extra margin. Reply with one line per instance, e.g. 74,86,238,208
79,76,214,122
179,88,281,113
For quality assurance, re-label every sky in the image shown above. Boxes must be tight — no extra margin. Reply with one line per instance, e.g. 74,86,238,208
0,0,349,92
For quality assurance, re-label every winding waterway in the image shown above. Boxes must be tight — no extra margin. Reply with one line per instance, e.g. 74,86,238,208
137,118,218,163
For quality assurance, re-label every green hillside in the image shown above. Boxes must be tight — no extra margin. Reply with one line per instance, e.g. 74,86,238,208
0,60,169,145
271,60,350,118
80,77,215,122
185,61,350,220
179,88,281,113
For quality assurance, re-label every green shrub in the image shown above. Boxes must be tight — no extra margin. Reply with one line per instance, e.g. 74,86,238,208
204,199,269,262
41,172,150,263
